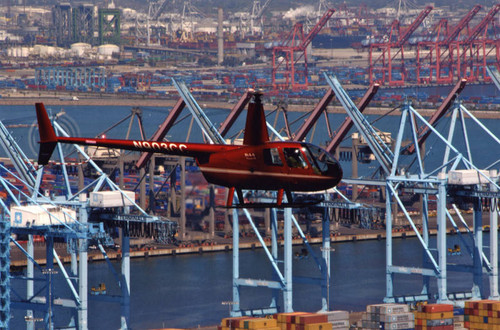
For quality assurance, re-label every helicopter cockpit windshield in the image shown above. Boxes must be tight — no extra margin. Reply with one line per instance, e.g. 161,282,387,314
302,143,339,175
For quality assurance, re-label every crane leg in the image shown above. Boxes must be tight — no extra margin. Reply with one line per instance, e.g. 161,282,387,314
277,189,284,206
227,187,235,207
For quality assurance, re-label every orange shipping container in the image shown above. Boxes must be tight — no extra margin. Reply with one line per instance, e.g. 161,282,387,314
420,304,453,313
243,318,278,329
227,317,254,328
421,311,454,320
276,312,310,324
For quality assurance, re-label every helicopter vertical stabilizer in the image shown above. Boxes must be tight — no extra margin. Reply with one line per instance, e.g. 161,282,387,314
243,92,270,146
35,103,58,165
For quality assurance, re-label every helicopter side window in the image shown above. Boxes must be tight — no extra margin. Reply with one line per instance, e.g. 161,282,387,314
263,148,283,166
283,148,308,169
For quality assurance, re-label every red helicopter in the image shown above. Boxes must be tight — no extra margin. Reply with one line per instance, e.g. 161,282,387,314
35,92,342,207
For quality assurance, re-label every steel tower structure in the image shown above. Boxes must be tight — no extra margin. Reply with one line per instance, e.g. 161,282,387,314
325,72,500,304
98,8,121,45
72,4,95,45
52,3,73,47
0,107,176,329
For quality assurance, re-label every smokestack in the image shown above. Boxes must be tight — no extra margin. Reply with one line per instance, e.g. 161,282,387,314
217,8,224,65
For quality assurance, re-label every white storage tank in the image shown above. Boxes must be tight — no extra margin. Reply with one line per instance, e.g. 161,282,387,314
32,45,59,58
10,205,76,227
89,190,135,208
8,47,30,58
97,44,120,57
71,42,92,57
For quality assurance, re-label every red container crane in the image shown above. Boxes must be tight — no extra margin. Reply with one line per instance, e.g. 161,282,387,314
272,8,335,90
369,5,433,86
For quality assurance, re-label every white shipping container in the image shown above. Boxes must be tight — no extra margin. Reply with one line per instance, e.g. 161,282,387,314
320,310,350,322
448,169,489,185
379,321,415,329
330,319,349,328
11,205,76,227
379,312,414,323
367,303,409,315
377,304,410,315
89,191,135,208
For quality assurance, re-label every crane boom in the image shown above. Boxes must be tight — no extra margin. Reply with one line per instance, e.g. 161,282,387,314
219,90,254,137
396,5,433,47
294,89,335,142
149,0,169,21
443,4,481,45
300,8,335,50
404,78,467,155
464,4,500,44
487,66,500,91
325,73,393,174
326,83,379,153
135,98,186,169
254,0,272,20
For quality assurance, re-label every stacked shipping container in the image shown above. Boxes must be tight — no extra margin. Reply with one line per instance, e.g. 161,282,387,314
361,303,414,329
464,300,500,329
218,311,350,330
414,304,454,330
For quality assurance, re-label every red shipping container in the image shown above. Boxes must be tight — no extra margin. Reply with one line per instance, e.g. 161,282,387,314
432,326,453,330
422,304,453,313
290,313,314,324
295,314,328,325
278,312,310,324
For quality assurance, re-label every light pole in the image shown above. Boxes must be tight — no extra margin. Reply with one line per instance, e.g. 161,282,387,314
42,268,58,330
221,301,238,315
